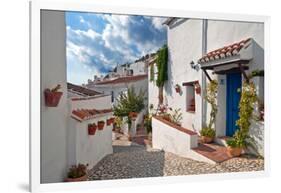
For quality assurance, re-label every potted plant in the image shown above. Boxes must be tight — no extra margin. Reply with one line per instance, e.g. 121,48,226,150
194,82,201,94
226,130,251,157
175,84,181,93
88,123,97,135
170,108,183,126
65,163,88,182
200,127,215,143
97,120,105,130
44,84,63,107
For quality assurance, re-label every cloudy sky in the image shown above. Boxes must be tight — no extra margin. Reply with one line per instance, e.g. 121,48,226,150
66,12,167,85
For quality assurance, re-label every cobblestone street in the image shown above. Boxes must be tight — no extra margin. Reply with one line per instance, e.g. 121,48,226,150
88,134,264,181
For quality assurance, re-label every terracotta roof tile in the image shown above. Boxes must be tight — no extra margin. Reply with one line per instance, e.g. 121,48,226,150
67,82,101,96
71,108,112,121
95,74,147,85
198,38,251,64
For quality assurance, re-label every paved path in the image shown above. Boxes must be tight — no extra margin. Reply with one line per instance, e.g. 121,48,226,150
88,140,264,181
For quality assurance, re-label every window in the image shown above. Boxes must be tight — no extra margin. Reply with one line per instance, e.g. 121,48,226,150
183,81,198,113
111,91,114,103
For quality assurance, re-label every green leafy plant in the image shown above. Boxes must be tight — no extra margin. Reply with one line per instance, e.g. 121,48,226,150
156,45,168,104
200,127,215,138
144,114,152,134
113,87,145,117
114,116,123,128
205,80,218,129
170,108,183,126
226,130,255,148
67,163,88,179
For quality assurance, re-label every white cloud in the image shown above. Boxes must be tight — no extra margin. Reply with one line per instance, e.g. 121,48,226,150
151,17,166,31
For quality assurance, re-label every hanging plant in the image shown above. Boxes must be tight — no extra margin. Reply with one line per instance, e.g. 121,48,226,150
156,45,168,104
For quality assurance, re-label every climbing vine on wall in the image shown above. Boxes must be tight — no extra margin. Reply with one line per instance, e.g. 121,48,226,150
236,81,258,134
156,45,168,87
205,80,218,129
156,45,168,104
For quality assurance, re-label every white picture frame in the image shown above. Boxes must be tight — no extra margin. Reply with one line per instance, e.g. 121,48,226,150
30,0,270,192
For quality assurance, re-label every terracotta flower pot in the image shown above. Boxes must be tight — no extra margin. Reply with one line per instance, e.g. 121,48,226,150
44,89,63,107
201,136,213,143
65,174,87,182
88,124,97,135
97,121,105,130
175,87,180,93
129,112,138,120
227,147,242,157
106,119,112,126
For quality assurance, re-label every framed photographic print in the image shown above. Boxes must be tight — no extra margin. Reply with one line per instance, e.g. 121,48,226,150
30,0,270,192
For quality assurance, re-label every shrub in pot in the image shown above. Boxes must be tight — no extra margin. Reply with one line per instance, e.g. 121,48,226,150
65,163,88,182
226,130,252,157
88,123,97,135
200,127,215,143
106,119,112,126
97,120,105,130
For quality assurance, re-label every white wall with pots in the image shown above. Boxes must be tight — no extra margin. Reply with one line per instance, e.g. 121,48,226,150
67,114,113,169
41,10,68,183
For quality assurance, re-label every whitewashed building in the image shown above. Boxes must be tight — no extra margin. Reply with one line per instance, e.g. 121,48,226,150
149,18,264,160
41,10,113,183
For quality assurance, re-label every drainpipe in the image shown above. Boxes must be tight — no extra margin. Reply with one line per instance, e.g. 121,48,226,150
201,19,208,129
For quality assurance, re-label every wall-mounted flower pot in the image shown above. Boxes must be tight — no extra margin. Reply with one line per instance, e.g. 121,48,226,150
88,124,97,135
106,119,112,126
44,89,63,107
175,86,181,93
97,121,105,130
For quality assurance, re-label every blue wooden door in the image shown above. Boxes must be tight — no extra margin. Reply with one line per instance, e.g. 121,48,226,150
226,73,242,136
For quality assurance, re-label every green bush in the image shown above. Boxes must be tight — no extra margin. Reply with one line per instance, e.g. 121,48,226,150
200,127,215,138
113,87,145,117
144,114,152,134
226,129,254,148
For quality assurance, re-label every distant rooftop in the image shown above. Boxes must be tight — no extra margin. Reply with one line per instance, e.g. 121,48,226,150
67,82,101,97
94,74,148,85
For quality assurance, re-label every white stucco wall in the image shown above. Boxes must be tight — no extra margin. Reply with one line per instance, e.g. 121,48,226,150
163,18,203,133
68,115,113,169
41,10,67,183
67,93,114,168
152,117,198,156
129,61,147,75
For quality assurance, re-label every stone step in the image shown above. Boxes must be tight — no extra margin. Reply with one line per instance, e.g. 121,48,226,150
191,142,232,163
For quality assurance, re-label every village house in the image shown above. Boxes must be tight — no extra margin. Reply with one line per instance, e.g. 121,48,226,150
149,18,264,163
67,83,114,169
41,11,114,183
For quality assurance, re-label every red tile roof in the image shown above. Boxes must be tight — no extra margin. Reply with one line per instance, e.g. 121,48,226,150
94,74,147,85
67,82,101,96
198,38,251,64
71,108,112,122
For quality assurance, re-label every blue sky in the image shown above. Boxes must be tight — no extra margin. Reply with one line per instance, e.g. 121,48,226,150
66,12,167,85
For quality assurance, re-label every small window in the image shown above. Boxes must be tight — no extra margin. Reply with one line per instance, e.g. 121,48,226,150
183,81,198,113
111,91,114,103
